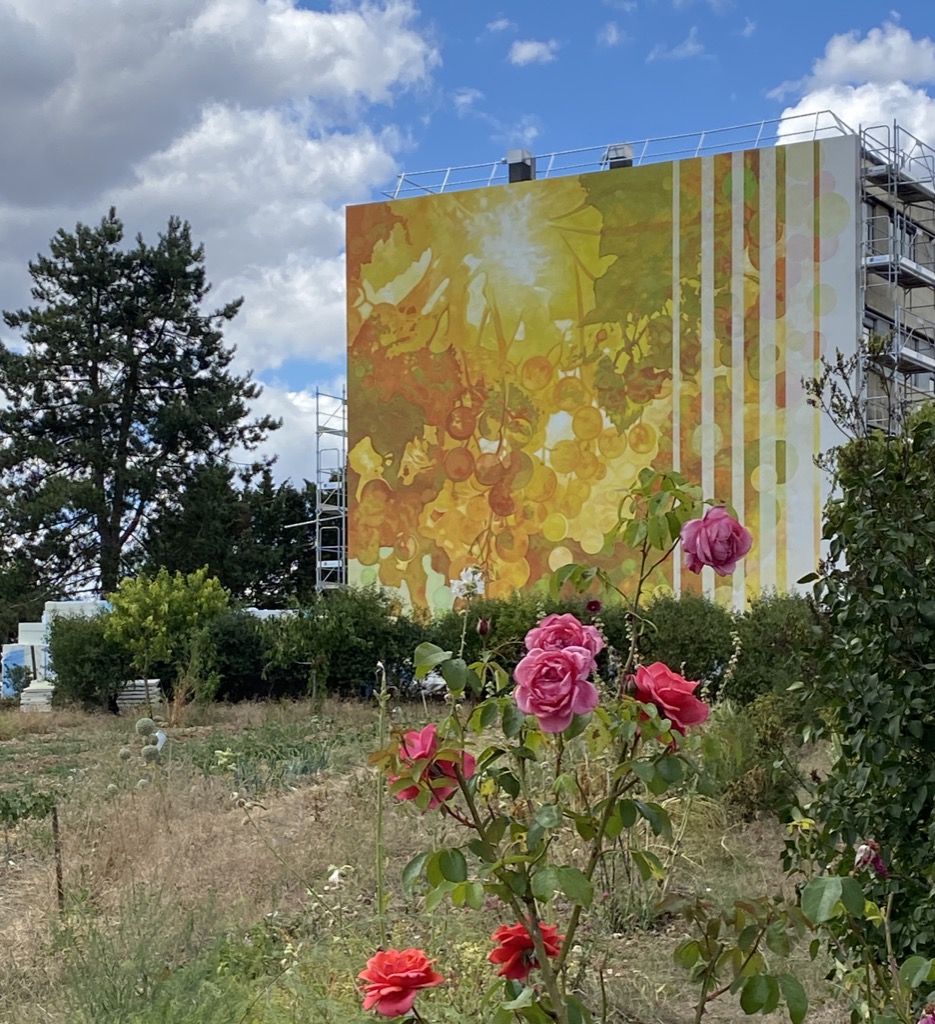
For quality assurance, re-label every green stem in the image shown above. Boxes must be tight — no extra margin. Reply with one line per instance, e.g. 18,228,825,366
375,662,389,946
453,764,567,1022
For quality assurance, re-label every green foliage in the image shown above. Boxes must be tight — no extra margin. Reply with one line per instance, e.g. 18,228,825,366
263,587,420,698
47,613,134,709
105,567,230,683
791,417,935,976
0,208,278,594
699,700,799,819
625,593,734,690
55,892,243,1024
0,782,54,828
142,464,317,607
192,609,269,702
424,590,588,679
186,719,334,796
723,591,815,706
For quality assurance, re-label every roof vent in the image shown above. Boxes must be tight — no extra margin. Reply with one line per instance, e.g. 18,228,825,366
505,148,535,183
604,143,634,170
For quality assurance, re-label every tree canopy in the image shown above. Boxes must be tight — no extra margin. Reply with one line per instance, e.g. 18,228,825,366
0,209,279,594
142,464,318,607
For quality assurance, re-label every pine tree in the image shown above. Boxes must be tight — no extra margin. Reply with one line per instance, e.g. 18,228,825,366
0,209,279,594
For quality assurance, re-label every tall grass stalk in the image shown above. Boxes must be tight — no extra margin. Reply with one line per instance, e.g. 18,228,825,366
375,660,389,946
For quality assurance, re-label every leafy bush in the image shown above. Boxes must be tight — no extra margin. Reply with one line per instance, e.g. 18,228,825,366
789,418,935,965
190,609,269,703
723,591,815,705
47,613,134,710
424,591,588,681
626,593,734,692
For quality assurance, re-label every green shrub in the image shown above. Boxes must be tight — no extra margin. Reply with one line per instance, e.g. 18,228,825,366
789,418,935,966
700,700,798,819
192,609,269,702
47,613,134,710
723,591,815,705
424,591,588,680
625,593,734,692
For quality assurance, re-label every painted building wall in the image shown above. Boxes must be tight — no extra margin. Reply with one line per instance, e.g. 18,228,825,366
346,135,859,613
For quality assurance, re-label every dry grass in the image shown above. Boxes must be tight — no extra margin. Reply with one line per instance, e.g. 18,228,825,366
0,700,845,1024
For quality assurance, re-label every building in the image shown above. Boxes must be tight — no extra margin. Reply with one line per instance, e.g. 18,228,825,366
344,111,935,613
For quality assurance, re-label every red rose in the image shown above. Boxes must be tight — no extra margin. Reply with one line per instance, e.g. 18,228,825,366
631,662,709,736
390,724,476,809
524,613,604,663
489,920,564,981
359,948,444,1017
680,506,753,576
514,646,599,733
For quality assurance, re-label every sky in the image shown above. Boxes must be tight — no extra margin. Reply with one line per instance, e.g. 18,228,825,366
1,0,934,485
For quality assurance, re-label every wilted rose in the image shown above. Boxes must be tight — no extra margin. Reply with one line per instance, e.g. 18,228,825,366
489,920,563,981
680,506,753,576
854,839,889,878
631,662,709,736
391,724,476,809
514,646,599,733
358,948,444,1016
476,616,491,637
524,613,604,664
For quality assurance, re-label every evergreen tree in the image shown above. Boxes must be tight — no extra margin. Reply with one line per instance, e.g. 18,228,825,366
0,209,279,594
142,464,317,607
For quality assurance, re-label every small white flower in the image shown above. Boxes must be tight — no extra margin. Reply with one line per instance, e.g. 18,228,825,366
450,566,485,599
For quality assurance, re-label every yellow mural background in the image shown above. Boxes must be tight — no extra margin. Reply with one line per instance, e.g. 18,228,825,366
346,137,858,612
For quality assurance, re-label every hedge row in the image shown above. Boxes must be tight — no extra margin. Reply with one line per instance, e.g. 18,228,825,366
46,587,815,709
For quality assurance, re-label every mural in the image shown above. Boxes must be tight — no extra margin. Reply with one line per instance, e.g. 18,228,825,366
346,135,859,613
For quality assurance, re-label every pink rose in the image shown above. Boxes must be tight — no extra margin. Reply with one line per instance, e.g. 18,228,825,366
680,506,753,576
514,646,599,733
524,613,604,663
631,662,709,736
391,724,476,809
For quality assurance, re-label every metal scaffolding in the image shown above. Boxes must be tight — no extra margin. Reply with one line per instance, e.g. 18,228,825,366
860,123,935,431
315,389,347,591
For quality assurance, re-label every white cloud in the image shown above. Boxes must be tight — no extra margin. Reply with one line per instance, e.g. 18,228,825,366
775,21,935,148
0,0,438,485
486,17,515,32
508,39,559,66
597,22,626,47
604,0,637,10
647,26,706,62
238,383,346,487
453,87,484,116
778,81,935,148
772,20,935,99
740,17,756,39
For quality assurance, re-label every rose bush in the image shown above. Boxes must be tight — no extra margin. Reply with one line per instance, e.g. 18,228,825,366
680,505,753,576
358,948,444,1017
366,470,806,1024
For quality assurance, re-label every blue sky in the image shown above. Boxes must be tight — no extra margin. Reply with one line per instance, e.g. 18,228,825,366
1,1,934,484
383,1,932,175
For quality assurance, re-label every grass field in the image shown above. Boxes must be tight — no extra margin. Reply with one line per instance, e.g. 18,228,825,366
0,700,843,1024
